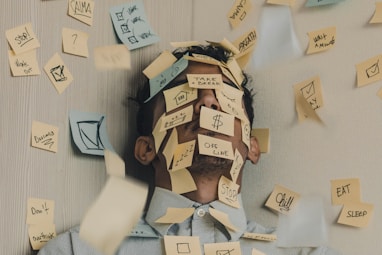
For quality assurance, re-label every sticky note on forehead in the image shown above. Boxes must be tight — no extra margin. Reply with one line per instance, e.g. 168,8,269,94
143,50,177,79
163,83,197,112
331,178,361,205
197,134,234,160
187,74,223,89
200,106,235,136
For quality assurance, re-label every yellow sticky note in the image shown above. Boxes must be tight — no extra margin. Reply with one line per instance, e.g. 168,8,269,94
164,235,202,255
265,184,300,214
233,28,257,55
267,0,296,6
370,2,382,23
226,58,245,86
204,241,241,255
160,105,193,131
230,149,243,183
242,232,277,242
31,121,59,153
162,128,178,170
208,38,240,56
209,208,238,231
5,22,40,55
8,49,40,76
163,83,197,112
252,248,266,255
187,74,223,89
169,168,197,194
94,44,131,70
218,176,240,208
28,223,56,250
227,0,252,29
143,50,177,79
216,83,246,121
356,54,382,87
200,107,235,137
155,208,195,224
44,53,73,94
295,92,323,123
198,134,234,160
68,0,95,26
79,176,148,255
172,140,196,171
62,27,89,57
152,113,166,153
377,87,382,99
26,198,55,225
241,119,251,149
104,149,125,178
331,178,361,205
306,26,336,54
251,128,270,153
337,202,374,228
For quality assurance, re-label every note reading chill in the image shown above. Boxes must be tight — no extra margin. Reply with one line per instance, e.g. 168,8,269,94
265,184,300,214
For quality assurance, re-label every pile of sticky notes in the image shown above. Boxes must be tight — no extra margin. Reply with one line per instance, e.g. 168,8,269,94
331,178,374,228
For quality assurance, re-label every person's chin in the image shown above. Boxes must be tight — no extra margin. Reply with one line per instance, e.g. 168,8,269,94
188,154,232,176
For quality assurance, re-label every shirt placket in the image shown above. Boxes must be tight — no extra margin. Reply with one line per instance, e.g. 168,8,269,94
191,204,215,245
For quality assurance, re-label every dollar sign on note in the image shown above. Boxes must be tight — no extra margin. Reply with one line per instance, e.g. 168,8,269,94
212,114,223,130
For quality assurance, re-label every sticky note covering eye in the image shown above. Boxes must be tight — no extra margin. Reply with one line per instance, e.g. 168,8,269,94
204,241,241,255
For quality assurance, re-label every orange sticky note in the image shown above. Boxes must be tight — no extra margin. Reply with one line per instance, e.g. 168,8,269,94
356,54,382,87
163,83,197,112
162,128,178,170
44,53,74,94
265,184,300,214
230,149,243,183
143,50,176,79
204,241,241,255
31,121,59,153
5,22,40,55
331,178,361,205
218,176,240,208
68,0,95,26
337,202,374,228
306,26,336,54
227,0,252,29
62,27,89,57
164,235,202,255
187,74,223,89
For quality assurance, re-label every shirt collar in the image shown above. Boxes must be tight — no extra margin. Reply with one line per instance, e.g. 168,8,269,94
145,187,248,241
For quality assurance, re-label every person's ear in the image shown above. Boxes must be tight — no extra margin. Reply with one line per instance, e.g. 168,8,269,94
247,136,260,164
134,136,156,165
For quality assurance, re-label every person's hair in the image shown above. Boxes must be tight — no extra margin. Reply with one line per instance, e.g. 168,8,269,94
136,45,255,136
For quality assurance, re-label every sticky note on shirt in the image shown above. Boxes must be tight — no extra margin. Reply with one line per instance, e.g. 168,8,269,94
44,53,74,94
356,54,382,87
251,128,270,153
8,49,40,76
227,0,252,29
306,26,336,54
31,121,58,153
68,0,95,26
265,184,300,214
331,178,361,205
200,107,235,136
164,235,202,255
62,27,89,57
79,176,148,255
94,44,131,70
337,201,374,228
155,208,195,224
6,22,40,55
218,176,240,208
198,134,234,160
204,241,241,255
26,198,55,225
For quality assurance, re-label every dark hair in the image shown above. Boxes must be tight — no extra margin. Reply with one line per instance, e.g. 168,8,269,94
136,45,255,136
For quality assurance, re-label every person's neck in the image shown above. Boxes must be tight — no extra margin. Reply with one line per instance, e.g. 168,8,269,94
182,174,220,204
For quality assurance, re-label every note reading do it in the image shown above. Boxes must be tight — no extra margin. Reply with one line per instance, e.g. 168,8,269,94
265,184,300,214
31,121,59,153
337,201,374,228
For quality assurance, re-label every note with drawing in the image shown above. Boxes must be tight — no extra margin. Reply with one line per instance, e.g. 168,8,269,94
69,110,114,156
109,0,159,50
356,54,382,87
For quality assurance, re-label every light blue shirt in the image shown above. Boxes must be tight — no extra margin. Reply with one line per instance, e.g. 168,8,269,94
38,187,342,255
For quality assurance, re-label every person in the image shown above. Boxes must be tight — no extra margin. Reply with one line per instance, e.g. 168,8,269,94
38,44,341,255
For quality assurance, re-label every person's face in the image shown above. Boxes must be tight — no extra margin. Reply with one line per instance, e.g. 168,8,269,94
150,61,252,176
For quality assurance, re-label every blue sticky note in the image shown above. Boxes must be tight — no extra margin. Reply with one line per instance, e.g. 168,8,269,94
69,110,114,156
305,0,345,7
145,57,189,102
109,0,160,50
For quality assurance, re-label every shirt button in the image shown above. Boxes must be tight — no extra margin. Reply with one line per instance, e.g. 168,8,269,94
196,208,206,217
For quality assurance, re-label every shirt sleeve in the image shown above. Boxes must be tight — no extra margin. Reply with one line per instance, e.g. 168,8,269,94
37,229,74,255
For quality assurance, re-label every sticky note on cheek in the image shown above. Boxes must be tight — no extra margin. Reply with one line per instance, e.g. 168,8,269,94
337,202,374,228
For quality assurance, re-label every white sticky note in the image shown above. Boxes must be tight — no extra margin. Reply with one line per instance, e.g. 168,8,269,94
79,176,148,255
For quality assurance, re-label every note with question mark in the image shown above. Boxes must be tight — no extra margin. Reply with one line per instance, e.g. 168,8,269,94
62,27,89,57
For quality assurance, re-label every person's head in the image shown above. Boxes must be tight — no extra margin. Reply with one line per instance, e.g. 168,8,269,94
134,44,260,202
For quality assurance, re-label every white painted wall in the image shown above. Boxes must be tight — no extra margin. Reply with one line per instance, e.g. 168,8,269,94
1,1,380,254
